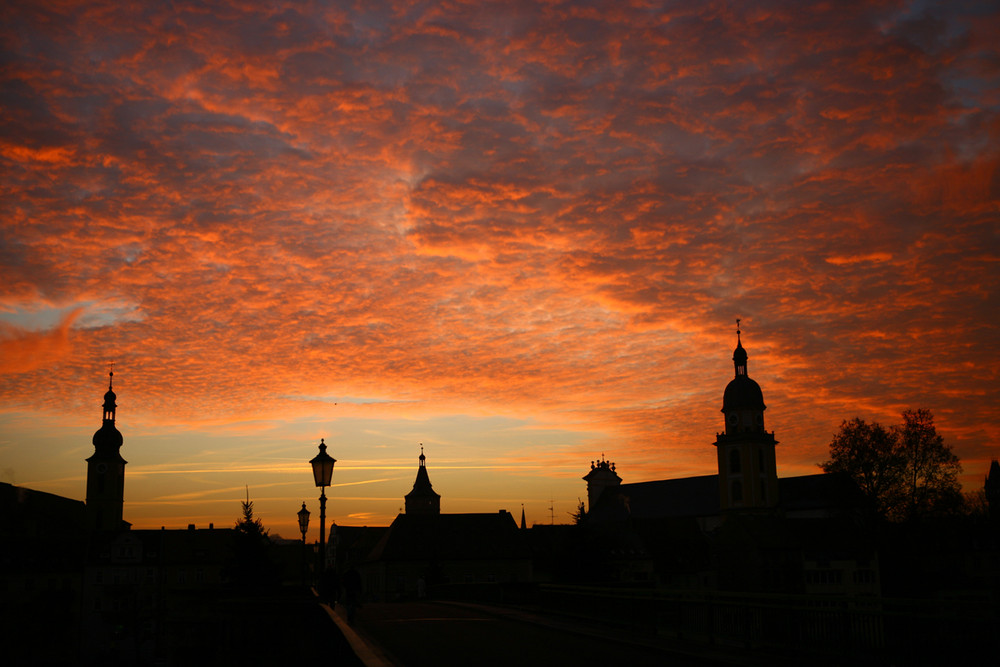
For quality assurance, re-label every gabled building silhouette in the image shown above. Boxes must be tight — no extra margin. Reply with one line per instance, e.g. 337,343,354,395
360,449,531,600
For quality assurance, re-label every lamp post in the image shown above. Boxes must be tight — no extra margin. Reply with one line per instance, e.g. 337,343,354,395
297,502,310,587
309,438,336,572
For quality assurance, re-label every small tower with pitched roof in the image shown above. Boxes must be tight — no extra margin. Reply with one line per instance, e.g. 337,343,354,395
404,445,441,515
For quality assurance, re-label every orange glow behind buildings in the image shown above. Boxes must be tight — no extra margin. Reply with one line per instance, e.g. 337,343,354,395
1,1,998,540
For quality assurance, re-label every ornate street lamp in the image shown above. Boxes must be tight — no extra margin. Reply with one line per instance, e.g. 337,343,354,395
297,502,311,539
297,502,310,587
309,438,336,571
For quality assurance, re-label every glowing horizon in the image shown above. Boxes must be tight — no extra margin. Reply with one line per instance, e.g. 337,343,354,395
2,0,997,540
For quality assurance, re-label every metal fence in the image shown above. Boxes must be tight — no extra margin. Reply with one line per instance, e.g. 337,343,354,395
534,584,994,663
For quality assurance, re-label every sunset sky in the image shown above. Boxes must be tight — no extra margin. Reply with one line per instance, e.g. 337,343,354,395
2,0,997,540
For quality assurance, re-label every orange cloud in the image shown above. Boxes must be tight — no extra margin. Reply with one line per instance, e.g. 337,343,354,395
0,309,81,374
0,0,997,529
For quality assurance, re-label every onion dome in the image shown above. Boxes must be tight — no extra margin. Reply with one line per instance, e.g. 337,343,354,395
722,322,766,413
723,375,766,413
92,371,124,453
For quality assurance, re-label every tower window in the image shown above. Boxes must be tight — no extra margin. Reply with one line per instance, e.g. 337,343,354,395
732,480,743,503
758,449,764,472
729,449,741,474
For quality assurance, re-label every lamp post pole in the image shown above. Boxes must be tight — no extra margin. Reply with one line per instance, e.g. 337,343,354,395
319,487,327,568
297,502,310,588
309,438,336,574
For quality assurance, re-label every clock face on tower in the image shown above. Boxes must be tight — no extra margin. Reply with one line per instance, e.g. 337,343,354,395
728,414,738,425
97,463,108,474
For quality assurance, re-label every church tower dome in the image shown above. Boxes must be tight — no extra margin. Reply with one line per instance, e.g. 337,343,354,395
93,372,123,449
86,370,127,531
714,321,778,512
722,325,766,419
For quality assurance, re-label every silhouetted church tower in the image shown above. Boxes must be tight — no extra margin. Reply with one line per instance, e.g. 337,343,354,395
86,371,127,531
583,455,621,513
404,445,440,515
714,322,778,511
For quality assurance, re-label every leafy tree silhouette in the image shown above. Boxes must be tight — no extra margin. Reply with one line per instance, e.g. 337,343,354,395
821,409,962,522
821,417,904,519
897,409,962,520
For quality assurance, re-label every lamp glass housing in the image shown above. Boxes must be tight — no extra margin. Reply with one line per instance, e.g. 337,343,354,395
297,502,310,535
309,439,336,487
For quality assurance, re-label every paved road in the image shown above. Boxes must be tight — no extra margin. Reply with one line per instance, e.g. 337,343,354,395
344,601,730,667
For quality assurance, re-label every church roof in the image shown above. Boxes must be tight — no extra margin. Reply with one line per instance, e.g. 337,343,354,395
590,472,864,522
777,472,866,511
404,447,440,502
593,475,721,521
367,511,527,562
0,482,88,537
405,464,440,501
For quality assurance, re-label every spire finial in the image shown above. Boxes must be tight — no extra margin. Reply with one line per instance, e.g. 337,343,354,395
101,366,118,422
732,319,748,377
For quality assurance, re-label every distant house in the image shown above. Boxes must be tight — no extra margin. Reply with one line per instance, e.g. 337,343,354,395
359,451,532,601
80,525,235,659
0,482,89,664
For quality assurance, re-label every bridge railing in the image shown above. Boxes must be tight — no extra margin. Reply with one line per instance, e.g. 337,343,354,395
533,584,993,662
